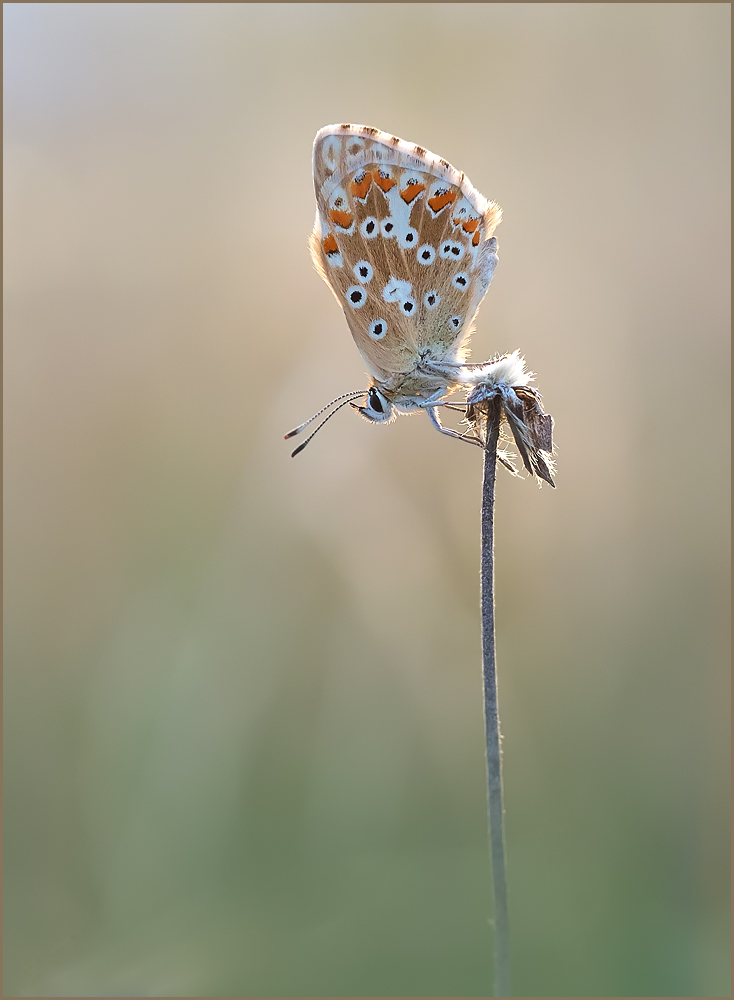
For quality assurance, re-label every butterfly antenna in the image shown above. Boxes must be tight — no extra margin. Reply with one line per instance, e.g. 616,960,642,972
290,396,363,457
284,390,367,440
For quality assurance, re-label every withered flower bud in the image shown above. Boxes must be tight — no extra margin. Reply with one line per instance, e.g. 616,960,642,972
463,351,555,487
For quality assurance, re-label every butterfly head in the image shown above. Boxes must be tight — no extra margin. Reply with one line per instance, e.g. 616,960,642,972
352,386,394,423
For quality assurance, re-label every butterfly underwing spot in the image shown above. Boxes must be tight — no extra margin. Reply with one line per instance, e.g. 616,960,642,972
452,197,482,240
321,135,341,172
424,290,441,309
472,229,482,247
346,137,365,158
354,260,373,284
322,232,343,267
440,240,465,260
427,184,457,215
360,216,379,239
351,170,373,202
382,277,412,303
369,318,387,340
398,227,419,250
401,297,417,316
459,216,480,234
452,198,473,221
399,173,426,204
328,187,354,231
374,168,396,193
330,207,354,230
380,218,396,239
452,272,469,290
450,315,462,329
417,244,436,265
346,285,367,309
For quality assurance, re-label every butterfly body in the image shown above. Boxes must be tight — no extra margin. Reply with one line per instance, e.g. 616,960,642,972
292,125,503,450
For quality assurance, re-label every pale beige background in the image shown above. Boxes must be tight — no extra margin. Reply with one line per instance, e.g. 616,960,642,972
4,4,730,996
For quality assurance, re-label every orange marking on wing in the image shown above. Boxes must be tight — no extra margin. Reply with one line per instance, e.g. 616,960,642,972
351,170,373,200
472,229,481,247
427,188,456,213
329,209,354,229
400,182,425,204
374,170,396,193
322,233,339,255
461,217,480,234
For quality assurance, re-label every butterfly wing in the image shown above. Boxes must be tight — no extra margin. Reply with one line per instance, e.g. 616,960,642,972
310,125,501,382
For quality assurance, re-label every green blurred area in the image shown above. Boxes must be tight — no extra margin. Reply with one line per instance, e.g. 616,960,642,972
3,4,730,997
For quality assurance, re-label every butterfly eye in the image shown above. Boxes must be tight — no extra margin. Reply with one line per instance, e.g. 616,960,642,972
346,285,367,309
399,228,419,250
424,290,441,310
368,388,384,413
450,315,462,329
452,272,469,290
417,244,436,265
401,297,416,315
360,217,378,239
380,218,396,238
354,260,373,284
369,319,387,340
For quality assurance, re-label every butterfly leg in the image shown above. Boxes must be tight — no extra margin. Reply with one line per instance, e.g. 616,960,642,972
426,406,482,447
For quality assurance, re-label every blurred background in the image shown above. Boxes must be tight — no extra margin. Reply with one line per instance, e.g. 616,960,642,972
4,4,730,997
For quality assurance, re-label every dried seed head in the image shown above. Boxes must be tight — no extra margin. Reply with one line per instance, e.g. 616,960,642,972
464,353,556,487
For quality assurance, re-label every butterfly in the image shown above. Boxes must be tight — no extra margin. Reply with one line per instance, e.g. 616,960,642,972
286,124,503,456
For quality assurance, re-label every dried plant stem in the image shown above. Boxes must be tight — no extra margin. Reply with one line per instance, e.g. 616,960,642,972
480,396,510,997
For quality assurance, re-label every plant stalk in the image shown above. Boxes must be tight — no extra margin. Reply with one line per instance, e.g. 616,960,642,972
480,396,510,997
